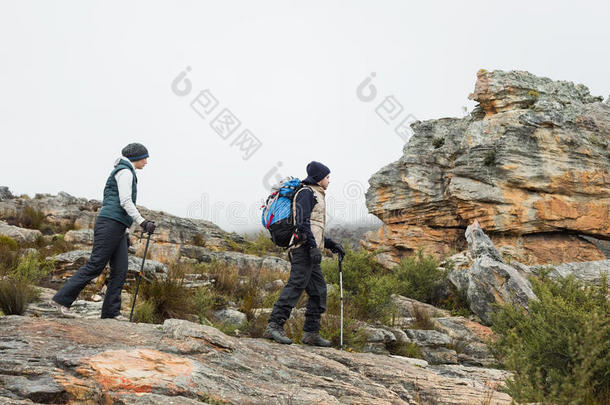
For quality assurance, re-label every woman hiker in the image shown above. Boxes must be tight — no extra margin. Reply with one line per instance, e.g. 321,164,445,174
51,143,156,320
264,161,346,346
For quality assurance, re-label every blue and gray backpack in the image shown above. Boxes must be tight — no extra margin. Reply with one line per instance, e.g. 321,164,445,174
261,177,309,248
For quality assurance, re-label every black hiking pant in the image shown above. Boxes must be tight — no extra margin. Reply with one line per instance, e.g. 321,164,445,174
269,245,327,333
53,216,128,318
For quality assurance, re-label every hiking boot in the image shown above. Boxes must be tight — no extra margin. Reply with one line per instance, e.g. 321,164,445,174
302,332,331,347
263,322,293,345
111,314,129,321
49,300,80,318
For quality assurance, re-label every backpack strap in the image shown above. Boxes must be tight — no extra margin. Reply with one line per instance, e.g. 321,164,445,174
287,185,315,247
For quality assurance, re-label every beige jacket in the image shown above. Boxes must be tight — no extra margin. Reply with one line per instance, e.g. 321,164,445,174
292,184,326,250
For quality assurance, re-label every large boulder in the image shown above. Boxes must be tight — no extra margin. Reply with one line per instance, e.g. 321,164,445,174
0,220,42,244
448,221,537,324
530,259,610,286
363,69,610,266
63,229,94,245
0,187,13,201
49,249,167,282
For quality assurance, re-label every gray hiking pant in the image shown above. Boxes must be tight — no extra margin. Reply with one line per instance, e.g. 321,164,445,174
53,216,128,318
269,245,327,332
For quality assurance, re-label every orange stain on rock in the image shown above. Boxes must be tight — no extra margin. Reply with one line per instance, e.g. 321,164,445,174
85,349,194,394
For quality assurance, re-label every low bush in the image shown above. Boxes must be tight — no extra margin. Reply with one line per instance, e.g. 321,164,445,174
0,278,38,315
0,252,50,315
392,249,447,306
387,340,421,358
410,304,437,330
0,235,19,274
224,231,285,257
131,298,158,324
322,247,397,323
3,206,75,235
131,262,197,323
491,272,610,404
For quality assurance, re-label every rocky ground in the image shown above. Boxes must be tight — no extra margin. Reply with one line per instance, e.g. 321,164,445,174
0,314,512,405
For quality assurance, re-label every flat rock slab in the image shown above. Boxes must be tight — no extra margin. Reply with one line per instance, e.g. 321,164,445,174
0,316,512,404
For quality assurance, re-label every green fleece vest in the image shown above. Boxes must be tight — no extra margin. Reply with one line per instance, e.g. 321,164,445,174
98,159,137,227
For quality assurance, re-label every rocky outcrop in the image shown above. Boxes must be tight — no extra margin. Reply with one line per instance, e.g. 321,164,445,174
0,221,42,244
0,315,513,404
531,259,610,286
0,188,291,278
448,221,537,324
0,189,247,262
0,187,12,201
364,69,610,266
49,250,168,282
179,244,290,273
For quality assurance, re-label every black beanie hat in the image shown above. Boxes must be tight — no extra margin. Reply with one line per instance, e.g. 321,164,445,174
304,161,330,184
122,143,149,162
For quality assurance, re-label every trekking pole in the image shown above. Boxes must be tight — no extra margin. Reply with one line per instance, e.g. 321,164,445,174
339,254,344,350
129,231,152,322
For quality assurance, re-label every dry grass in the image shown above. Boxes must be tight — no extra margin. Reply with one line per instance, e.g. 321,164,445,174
411,304,437,330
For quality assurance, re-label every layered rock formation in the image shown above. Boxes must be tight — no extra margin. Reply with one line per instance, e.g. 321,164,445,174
364,69,610,266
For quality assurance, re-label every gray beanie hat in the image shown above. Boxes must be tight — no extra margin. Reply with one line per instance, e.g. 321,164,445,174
122,143,149,161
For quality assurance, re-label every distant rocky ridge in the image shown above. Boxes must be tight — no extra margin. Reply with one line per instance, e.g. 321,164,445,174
0,186,291,287
364,69,610,267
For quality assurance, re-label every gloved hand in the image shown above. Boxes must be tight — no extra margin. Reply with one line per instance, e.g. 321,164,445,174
309,247,322,265
330,243,345,259
140,220,156,234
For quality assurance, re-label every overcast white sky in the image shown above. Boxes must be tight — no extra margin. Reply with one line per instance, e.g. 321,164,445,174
1,1,609,233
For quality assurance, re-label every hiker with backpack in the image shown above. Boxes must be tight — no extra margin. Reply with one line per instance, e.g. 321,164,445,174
51,143,156,320
262,161,345,346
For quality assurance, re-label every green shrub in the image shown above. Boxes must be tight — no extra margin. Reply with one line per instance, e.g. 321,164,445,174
319,285,365,348
322,247,397,323
131,298,158,323
392,249,446,306
38,234,74,257
387,340,422,358
193,286,230,322
0,235,18,251
11,252,52,284
13,206,46,230
3,206,75,235
491,273,610,404
242,313,270,338
0,252,48,315
410,304,437,330
224,231,284,257
0,278,38,315
0,235,19,273
133,263,197,323
191,234,207,247
438,285,472,317
483,150,496,167
432,137,445,149
197,259,287,321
